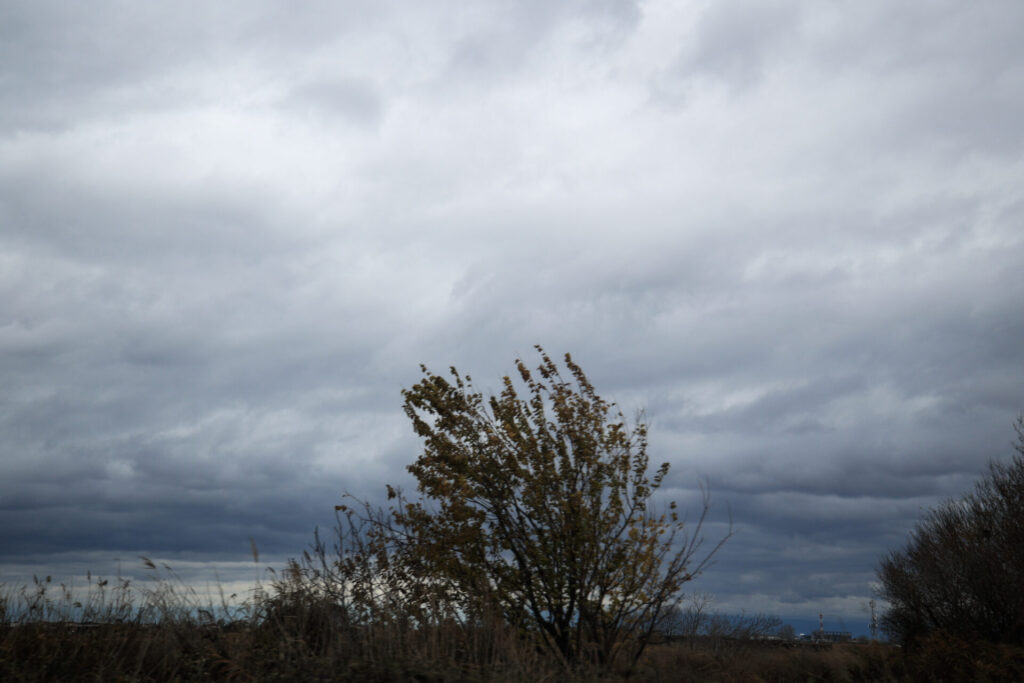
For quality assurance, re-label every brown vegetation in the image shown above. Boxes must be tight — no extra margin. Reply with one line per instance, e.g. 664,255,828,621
381,347,729,668
0,571,878,683
6,564,1024,681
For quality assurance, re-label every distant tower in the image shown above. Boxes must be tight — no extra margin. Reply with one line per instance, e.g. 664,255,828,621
819,612,824,636
869,600,878,641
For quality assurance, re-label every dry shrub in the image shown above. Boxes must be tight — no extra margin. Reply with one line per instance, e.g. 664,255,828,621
901,631,1024,683
636,640,902,683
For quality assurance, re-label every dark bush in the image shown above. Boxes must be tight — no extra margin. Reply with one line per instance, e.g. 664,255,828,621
878,415,1024,647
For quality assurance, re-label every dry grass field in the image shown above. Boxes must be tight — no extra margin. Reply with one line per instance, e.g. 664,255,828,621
3,569,1022,681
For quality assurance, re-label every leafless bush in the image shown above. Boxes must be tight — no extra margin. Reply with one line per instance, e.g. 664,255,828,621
878,415,1024,647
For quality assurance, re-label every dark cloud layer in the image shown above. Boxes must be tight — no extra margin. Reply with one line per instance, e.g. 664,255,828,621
2,1,1023,625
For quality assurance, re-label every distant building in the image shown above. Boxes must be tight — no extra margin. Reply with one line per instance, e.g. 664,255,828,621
816,630,852,643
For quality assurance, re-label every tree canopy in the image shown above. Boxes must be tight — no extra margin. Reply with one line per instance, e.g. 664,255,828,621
877,415,1024,646
365,346,728,666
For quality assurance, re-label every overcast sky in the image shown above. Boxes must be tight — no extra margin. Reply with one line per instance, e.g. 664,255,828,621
2,0,1023,629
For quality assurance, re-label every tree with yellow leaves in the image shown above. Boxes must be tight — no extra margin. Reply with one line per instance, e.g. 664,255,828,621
376,346,728,667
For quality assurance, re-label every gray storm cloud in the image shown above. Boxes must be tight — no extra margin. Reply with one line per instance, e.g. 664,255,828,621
1,0,1022,627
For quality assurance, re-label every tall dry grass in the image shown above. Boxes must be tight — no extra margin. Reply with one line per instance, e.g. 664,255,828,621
0,577,912,683
6,566,1009,683
1,518,1016,682
0,556,571,682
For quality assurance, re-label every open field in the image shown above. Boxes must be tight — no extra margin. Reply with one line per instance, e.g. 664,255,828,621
3,570,1023,681
7,616,1024,681
0,619,905,682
